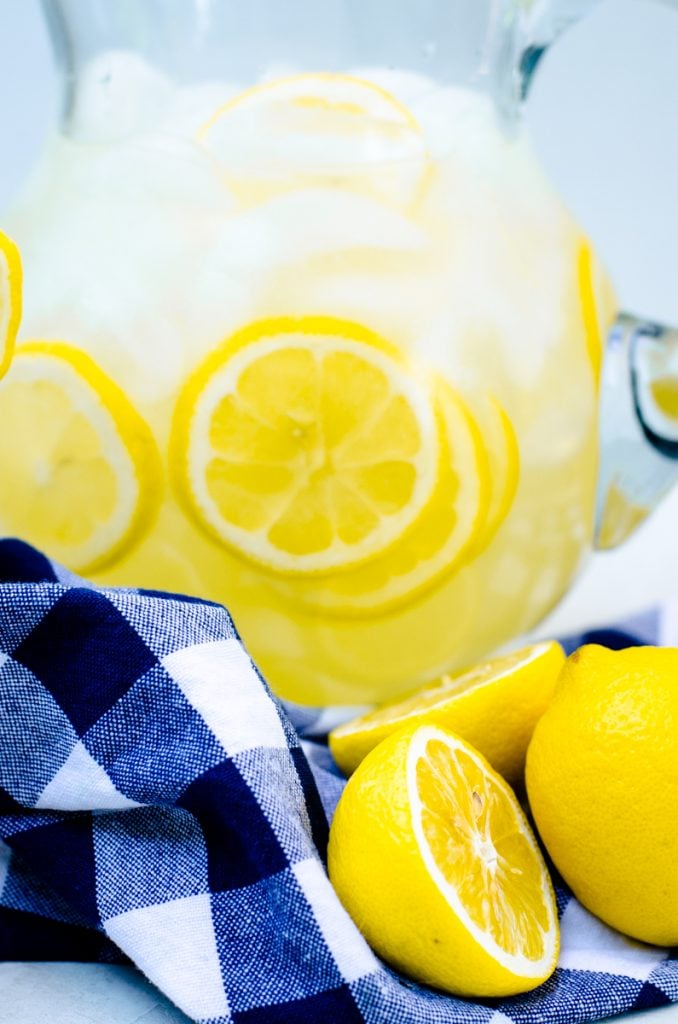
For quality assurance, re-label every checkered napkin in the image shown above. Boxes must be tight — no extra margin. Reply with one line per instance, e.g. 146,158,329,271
0,539,676,1024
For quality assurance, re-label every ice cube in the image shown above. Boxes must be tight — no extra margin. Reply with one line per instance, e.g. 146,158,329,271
164,82,242,137
62,132,235,213
205,187,425,271
68,50,174,141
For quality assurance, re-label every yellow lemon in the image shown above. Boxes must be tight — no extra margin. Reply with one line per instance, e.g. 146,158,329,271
330,640,565,784
170,316,443,575
0,342,162,573
329,723,559,997
0,229,22,380
526,644,678,946
197,72,430,209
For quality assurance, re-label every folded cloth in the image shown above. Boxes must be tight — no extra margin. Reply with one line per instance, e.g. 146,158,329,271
0,539,676,1024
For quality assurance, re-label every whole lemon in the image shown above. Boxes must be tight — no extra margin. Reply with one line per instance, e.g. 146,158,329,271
525,644,678,945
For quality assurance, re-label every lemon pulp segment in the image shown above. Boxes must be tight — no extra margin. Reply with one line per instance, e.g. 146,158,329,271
171,316,442,574
0,229,22,379
0,342,162,572
305,377,491,613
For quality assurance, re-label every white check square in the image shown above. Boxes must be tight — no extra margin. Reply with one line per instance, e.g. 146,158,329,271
105,894,231,1021
293,858,379,985
163,639,288,756
559,900,666,981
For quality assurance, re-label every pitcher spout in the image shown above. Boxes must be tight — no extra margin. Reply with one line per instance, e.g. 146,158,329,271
595,314,678,549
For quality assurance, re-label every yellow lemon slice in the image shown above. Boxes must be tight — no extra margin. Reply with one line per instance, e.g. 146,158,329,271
171,316,441,575
0,342,162,573
577,240,618,387
651,376,678,421
467,393,520,556
304,378,490,614
330,640,565,784
329,724,559,997
0,229,22,380
197,72,429,209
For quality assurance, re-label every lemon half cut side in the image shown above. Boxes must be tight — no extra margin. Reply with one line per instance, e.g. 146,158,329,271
330,640,566,782
0,229,22,380
0,341,163,573
170,316,442,575
328,724,559,998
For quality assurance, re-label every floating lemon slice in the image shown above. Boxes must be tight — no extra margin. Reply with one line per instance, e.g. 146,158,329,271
467,394,520,556
170,316,441,575
329,724,559,997
303,378,490,614
0,229,22,380
197,72,430,209
330,640,565,784
0,342,162,573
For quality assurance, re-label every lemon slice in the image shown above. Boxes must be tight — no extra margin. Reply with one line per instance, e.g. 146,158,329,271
0,229,22,380
197,72,429,209
0,342,162,573
304,378,490,613
467,394,520,556
171,316,441,574
330,640,565,784
329,724,559,997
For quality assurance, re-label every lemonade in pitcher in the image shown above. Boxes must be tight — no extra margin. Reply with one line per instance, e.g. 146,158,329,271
0,2,614,703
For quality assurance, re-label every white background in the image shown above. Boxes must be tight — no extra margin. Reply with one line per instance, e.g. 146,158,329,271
0,0,677,632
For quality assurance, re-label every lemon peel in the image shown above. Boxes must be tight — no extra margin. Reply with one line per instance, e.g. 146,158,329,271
0,341,162,573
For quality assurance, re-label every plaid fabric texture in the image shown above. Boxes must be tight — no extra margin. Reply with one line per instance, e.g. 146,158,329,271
0,538,676,1023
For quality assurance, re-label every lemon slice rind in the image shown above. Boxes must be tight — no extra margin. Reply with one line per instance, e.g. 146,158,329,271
171,316,442,576
198,71,423,138
0,341,162,574
0,229,22,380
197,72,431,210
467,394,520,557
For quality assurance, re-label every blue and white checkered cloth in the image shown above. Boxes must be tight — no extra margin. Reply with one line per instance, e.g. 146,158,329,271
0,538,676,1023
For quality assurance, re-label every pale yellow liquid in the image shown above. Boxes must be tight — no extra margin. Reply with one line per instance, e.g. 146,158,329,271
3,66,610,704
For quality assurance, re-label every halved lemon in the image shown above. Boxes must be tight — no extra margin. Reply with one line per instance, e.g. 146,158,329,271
328,723,559,997
0,342,162,573
197,72,430,209
170,316,441,575
0,229,22,380
303,378,490,614
330,640,565,784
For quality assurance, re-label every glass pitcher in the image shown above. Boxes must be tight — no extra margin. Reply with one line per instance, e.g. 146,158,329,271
1,0,676,704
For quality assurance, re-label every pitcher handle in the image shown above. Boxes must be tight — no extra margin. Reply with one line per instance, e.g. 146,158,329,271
595,314,678,549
